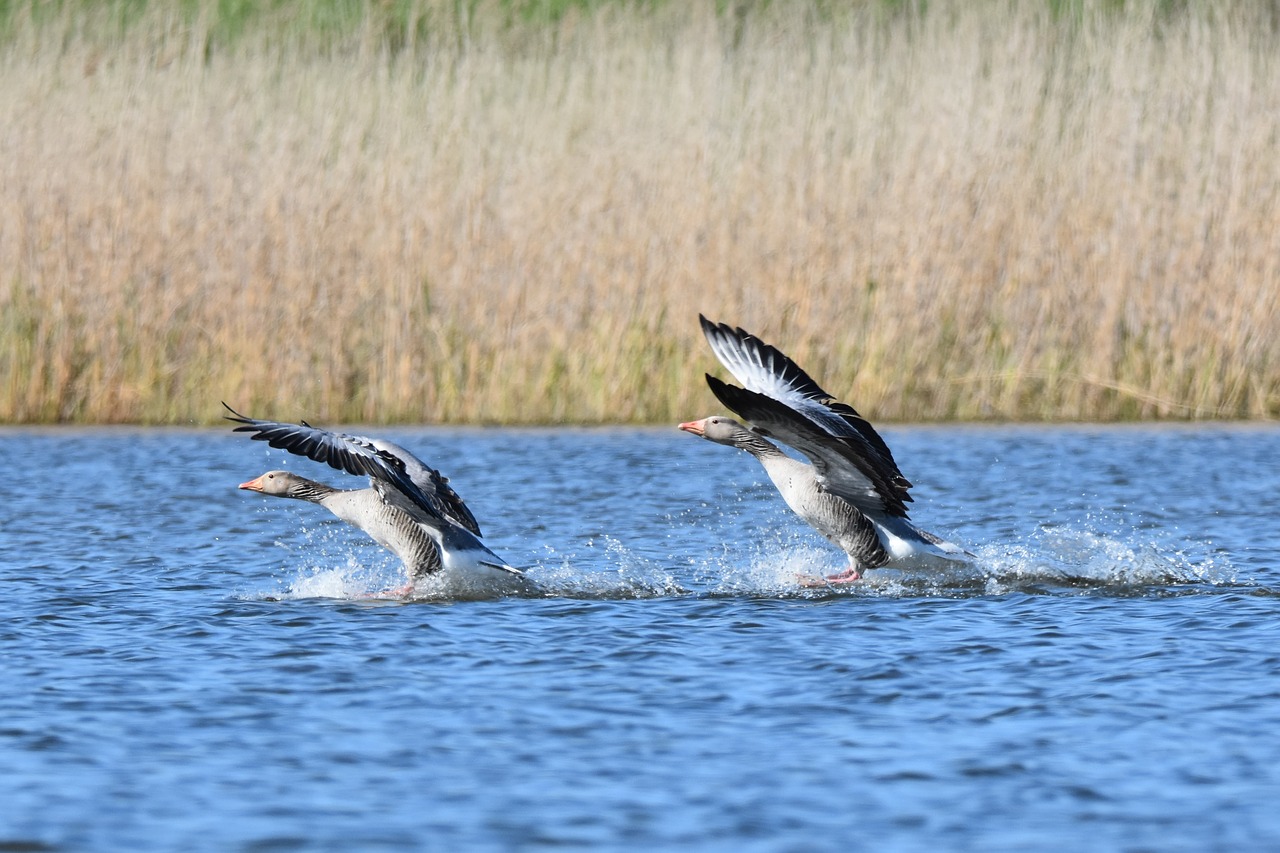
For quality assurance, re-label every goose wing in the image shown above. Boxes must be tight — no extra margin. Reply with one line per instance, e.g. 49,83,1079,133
362,437,482,535
368,479,525,578
706,376,910,519
701,315,911,502
699,315,908,490
223,403,482,536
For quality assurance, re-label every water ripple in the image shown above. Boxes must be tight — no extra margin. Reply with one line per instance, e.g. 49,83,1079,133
1,425,1279,850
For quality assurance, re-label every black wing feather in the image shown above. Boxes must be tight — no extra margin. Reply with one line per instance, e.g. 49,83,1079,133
222,402,477,533
706,376,912,518
699,315,908,486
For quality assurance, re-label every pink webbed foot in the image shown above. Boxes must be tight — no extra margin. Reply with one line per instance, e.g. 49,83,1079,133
799,567,863,588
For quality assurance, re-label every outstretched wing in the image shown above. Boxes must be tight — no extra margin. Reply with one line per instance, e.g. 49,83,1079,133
706,376,910,519
699,315,907,484
222,403,482,536
361,437,482,536
699,316,912,514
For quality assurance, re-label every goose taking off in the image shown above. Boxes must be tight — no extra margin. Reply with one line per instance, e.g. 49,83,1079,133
226,404,527,596
679,316,966,583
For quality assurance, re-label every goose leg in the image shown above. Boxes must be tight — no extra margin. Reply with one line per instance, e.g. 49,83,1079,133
800,561,863,588
824,555,865,581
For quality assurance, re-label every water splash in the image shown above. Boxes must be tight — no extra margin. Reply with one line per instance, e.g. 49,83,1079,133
283,556,390,599
524,537,686,599
971,522,1237,592
242,512,1242,603
694,543,839,596
681,516,1241,599
239,520,406,601
242,533,687,602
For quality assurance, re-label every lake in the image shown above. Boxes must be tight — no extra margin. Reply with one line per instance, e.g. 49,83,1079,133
2,423,1278,850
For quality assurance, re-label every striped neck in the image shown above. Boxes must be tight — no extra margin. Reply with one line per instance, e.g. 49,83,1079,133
732,430,786,460
287,477,343,504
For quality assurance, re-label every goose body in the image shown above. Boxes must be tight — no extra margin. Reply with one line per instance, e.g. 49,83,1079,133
227,404,527,596
680,317,966,583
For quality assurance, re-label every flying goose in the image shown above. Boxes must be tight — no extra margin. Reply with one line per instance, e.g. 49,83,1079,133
225,404,526,595
679,316,966,583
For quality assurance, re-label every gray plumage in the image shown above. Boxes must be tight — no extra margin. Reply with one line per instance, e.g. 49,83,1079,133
682,317,966,580
240,470,444,580
228,405,525,590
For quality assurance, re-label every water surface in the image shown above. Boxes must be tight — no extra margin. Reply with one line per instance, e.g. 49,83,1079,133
2,424,1278,850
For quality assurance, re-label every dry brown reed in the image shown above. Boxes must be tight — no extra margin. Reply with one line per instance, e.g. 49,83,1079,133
1,1,1278,424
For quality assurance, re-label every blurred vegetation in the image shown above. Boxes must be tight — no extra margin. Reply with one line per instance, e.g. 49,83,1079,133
1,0,1278,424
7,0,1270,52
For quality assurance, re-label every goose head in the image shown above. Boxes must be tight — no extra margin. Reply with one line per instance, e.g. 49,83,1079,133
239,470,314,499
678,416,756,447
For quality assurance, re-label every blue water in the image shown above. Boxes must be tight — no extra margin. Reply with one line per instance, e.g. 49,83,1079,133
3,423,1278,850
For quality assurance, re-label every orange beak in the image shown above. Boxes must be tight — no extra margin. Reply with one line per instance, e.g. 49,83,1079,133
238,475,266,492
678,419,706,436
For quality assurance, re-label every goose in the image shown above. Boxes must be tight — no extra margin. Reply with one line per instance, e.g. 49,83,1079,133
679,316,967,583
225,404,527,596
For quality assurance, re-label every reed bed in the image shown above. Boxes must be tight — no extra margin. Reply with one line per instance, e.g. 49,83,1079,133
1,1,1278,424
